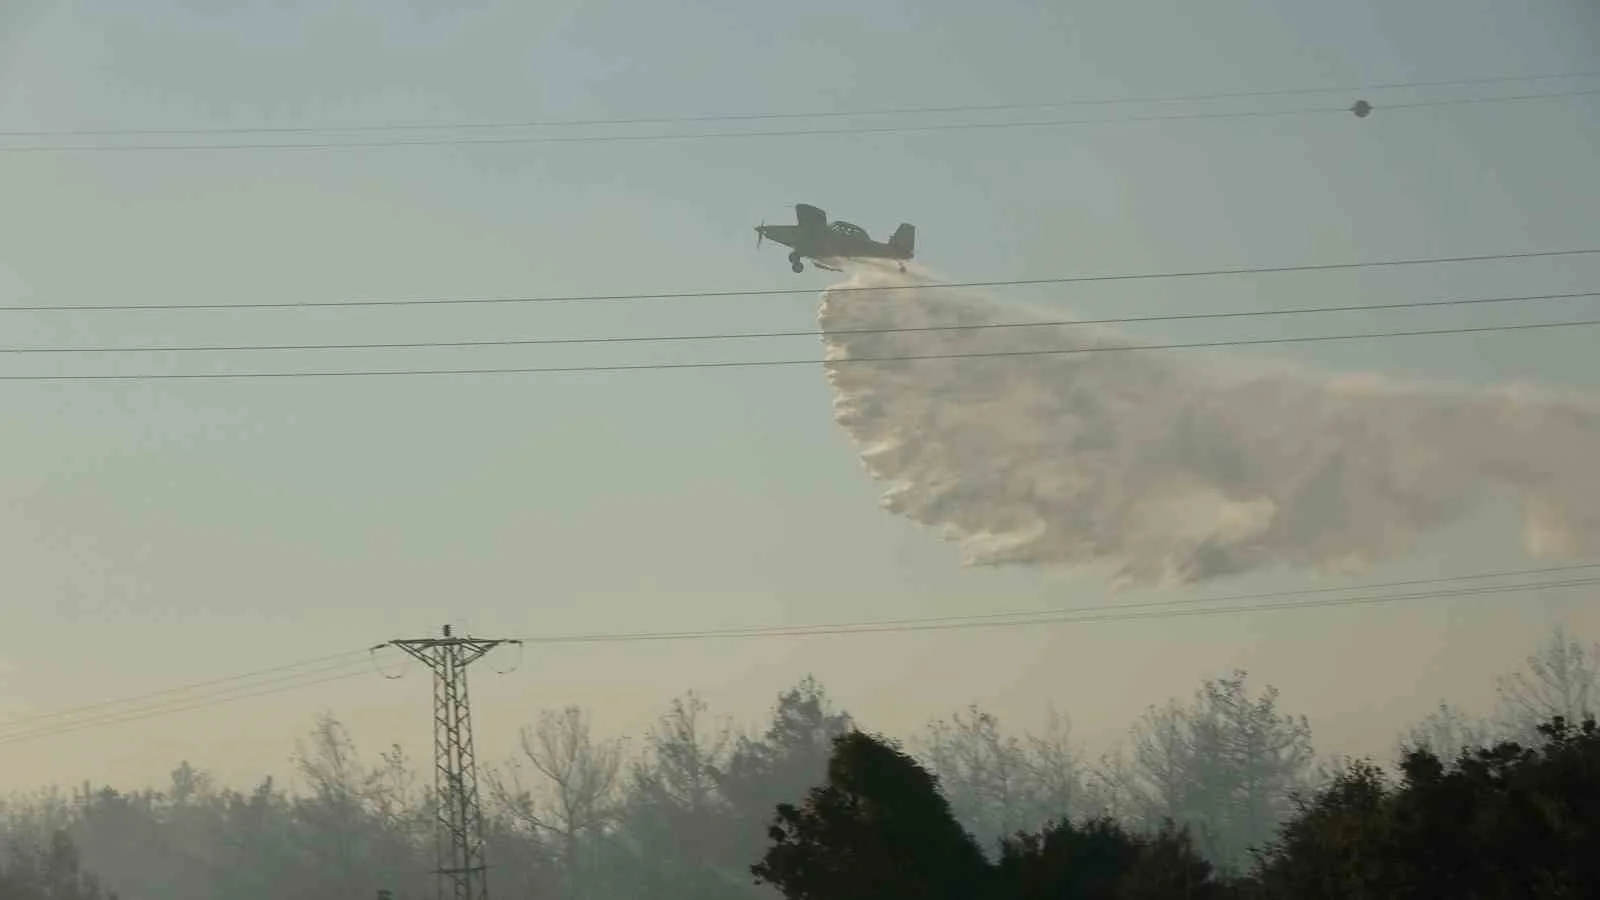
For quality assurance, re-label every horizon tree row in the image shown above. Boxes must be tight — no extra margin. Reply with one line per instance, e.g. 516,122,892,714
0,624,1593,899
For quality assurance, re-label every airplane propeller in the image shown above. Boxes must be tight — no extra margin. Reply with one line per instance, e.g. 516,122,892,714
755,221,765,249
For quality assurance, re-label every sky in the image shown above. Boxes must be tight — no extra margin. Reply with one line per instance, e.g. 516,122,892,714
1,0,1598,793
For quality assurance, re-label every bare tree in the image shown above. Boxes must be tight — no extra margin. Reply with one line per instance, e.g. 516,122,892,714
635,692,730,818
290,714,366,898
918,705,1029,851
359,743,429,881
491,706,624,900
1123,672,1313,872
1127,700,1194,827
1494,624,1599,742
1019,706,1086,828
1399,701,1497,759
1203,673,1313,864
611,692,747,900
293,715,363,806
1081,746,1136,823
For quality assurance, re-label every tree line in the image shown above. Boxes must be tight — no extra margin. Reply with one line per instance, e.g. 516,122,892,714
0,625,1594,900
756,713,1600,899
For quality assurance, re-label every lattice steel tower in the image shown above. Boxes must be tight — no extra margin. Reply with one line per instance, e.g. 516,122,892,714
386,626,520,900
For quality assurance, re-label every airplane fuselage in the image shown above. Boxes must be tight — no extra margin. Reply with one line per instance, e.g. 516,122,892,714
756,204,915,273
754,225,906,260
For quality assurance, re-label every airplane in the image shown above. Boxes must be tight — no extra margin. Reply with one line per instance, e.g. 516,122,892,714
755,204,915,273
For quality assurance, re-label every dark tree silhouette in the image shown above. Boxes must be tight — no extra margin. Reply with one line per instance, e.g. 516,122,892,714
1246,759,1392,898
718,678,856,891
995,816,1221,900
1253,716,1600,898
754,731,1225,900
752,731,989,900
995,817,1140,900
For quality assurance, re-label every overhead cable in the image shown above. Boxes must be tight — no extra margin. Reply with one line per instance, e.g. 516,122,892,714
2,563,1593,744
4,69,1594,138
0,647,373,731
4,247,1595,313
2,88,1594,153
515,571,1600,645
0,666,380,747
2,290,1593,356
1,317,1596,382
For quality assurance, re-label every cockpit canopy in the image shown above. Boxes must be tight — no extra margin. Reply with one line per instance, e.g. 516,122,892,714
829,220,869,239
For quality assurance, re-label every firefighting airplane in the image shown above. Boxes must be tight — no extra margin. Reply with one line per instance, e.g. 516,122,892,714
754,204,916,273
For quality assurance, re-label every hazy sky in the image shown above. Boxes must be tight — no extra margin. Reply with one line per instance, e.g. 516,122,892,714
1,0,1598,793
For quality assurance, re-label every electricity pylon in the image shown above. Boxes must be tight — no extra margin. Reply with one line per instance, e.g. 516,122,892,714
384,626,521,900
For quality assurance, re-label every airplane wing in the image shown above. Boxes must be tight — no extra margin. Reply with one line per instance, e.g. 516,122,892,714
795,204,828,235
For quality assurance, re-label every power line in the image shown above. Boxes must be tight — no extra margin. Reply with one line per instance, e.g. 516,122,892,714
6,69,1594,138
2,316,1596,382
0,648,413,747
0,655,375,735
513,563,1600,645
4,290,1593,356
513,573,1600,645
4,248,1595,313
0,662,381,747
1,564,1592,746
3,88,1595,153
1384,87,1600,112
0,647,372,730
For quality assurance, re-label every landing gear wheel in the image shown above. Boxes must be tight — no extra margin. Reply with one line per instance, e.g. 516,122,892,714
789,251,804,273
897,262,906,273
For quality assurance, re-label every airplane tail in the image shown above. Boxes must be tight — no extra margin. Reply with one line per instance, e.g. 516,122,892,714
889,223,915,258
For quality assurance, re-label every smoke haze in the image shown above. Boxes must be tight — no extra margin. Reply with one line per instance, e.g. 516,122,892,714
819,265,1600,586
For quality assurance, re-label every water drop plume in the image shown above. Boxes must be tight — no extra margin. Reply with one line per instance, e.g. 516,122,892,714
818,264,1600,586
